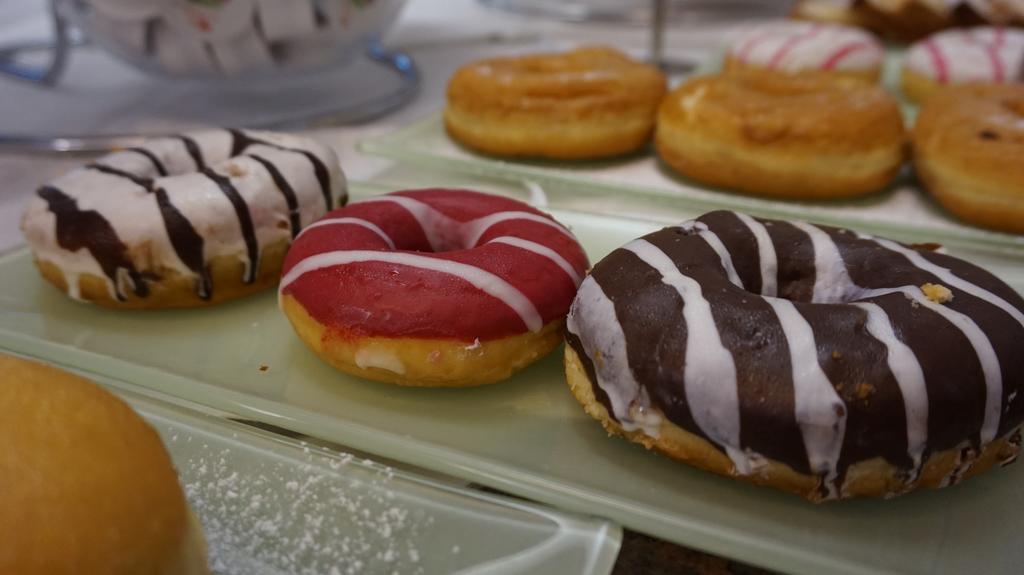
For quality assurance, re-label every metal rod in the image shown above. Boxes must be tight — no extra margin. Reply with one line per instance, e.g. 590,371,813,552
650,0,667,71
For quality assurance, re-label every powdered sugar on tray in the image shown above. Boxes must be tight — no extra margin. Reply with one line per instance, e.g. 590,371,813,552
165,431,430,575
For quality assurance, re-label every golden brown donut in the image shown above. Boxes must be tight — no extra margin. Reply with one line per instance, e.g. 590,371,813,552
912,83,1024,234
655,71,906,199
444,46,667,159
0,354,208,574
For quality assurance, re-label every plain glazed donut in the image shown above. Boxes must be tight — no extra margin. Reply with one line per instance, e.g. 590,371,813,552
655,71,906,199
279,188,589,387
725,21,884,83
912,83,1024,234
565,210,1024,502
0,353,209,574
20,129,345,308
901,26,1024,103
444,46,667,159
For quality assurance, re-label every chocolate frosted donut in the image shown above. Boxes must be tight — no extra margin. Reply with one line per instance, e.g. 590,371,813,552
21,129,345,308
565,210,1024,501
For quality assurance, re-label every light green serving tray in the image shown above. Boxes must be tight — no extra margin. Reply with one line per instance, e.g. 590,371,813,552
13,359,621,575
2,184,1023,575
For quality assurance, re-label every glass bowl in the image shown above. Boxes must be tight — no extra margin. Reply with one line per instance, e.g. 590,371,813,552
58,0,407,81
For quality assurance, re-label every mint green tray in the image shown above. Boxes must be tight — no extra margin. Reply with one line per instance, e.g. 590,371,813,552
22,360,621,575
2,184,1023,575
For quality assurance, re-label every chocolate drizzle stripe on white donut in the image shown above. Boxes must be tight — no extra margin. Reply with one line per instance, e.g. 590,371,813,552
567,210,1024,491
487,236,582,286
25,129,341,301
201,167,261,283
125,147,168,176
279,250,545,332
246,153,302,239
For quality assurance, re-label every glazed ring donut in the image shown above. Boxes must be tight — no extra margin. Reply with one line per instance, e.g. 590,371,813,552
20,129,345,308
724,21,884,83
912,83,1024,234
566,210,1024,501
279,188,589,387
655,71,906,199
901,27,1024,103
444,46,667,159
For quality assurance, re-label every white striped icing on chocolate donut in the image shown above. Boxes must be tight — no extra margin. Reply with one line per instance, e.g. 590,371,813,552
279,189,589,341
21,129,344,303
905,26,1024,85
566,210,1024,499
729,21,884,74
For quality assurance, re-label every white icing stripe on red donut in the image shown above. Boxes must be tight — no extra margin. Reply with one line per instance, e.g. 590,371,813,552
730,20,882,73
280,250,545,332
295,217,396,249
624,240,753,473
356,196,574,250
854,301,930,469
906,27,1024,85
735,212,778,297
487,236,582,286
464,212,575,246
764,297,847,498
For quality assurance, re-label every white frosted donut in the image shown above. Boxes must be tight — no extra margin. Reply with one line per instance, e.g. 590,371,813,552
902,26,1024,101
726,21,884,81
21,129,346,308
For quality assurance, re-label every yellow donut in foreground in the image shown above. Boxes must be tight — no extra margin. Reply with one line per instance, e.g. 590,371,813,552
912,83,1024,234
0,354,208,574
655,71,906,199
445,46,668,160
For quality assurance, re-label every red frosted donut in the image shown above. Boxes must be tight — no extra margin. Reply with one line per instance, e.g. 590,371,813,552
279,188,589,387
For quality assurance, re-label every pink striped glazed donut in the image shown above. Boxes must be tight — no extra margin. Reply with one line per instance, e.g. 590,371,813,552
725,20,884,83
902,26,1024,102
279,189,589,387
